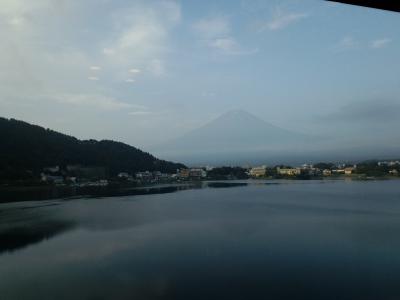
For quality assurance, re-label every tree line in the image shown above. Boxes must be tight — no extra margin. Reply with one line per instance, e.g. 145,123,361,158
0,117,185,182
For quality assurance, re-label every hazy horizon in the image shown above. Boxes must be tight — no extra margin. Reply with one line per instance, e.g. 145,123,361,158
1,0,399,162
147,109,400,166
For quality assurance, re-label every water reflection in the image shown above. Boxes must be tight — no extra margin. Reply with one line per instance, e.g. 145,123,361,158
0,220,75,254
1,180,400,300
0,181,251,203
0,182,249,253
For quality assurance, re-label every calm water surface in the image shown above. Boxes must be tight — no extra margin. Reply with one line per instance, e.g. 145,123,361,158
1,180,400,300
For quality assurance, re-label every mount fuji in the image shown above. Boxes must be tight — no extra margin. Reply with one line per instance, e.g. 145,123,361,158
150,110,317,165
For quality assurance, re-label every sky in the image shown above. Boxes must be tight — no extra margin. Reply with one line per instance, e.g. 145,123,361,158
1,0,399,151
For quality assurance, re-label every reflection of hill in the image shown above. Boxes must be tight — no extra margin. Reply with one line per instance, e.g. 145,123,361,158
0,220,75,254
0,182,254,253
0,182,252,203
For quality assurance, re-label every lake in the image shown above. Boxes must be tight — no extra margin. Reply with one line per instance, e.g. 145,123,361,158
1,180,400,300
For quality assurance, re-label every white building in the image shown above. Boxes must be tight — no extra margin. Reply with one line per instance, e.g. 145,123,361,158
277,167,302,176
249,166,267,177
189,168,207,178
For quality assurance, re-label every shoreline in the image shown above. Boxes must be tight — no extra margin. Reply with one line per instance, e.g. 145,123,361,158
1,177,399,204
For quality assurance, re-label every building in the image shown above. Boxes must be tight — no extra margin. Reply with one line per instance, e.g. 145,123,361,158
249,166,267,177
41,173,64,184
378,161,400,167
302,164,313,169
300,166,321,176
344,167,354,175
178,168,206,179
189,168,207,179
44,166,60,173
80,179,109,187
66,164,81,172
389,169,399,176
135,171,153,181
158,173,171,180
277,167,302,176
153,171,162,178
117,172,135,181
66,176,77,184
118,172,130,178
178,169,190,179
99,179,109,186
332,169,345,175
322,169,332,176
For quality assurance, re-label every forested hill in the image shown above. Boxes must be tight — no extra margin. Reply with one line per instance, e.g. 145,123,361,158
0,117,185,180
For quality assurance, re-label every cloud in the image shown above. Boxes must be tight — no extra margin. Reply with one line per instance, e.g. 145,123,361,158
193,16,230,38
193,15,257,56
201,91,216,98
370,38,392,49
7,16,26,26
210,38,236,51
335,36,392,52
209,38,258,56
128,109,168,117
147,59,166,76
322,100,400,123
258,9,308,31
335,36,359,51
125,79,135,83
129,68,141,74
102,48,115,55
0,0,181,120
340,36,357,48
0,0,52,20
56,94,135,111
0,0,191,146
102,0,181,75
128,111,154,116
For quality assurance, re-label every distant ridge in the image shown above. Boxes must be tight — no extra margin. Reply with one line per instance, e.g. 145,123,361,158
150,109,400,165
151,109,314,163
0,117,185,180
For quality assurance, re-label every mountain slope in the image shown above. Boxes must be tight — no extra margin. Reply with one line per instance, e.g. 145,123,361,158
152,110,313,162
0,117,185,180
151,110,400,165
